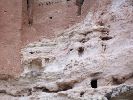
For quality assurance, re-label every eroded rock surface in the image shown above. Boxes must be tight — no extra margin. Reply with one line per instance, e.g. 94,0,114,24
0,0,133,99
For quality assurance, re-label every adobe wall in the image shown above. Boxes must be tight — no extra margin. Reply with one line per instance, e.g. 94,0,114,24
0,0,22,78
22,0,95,46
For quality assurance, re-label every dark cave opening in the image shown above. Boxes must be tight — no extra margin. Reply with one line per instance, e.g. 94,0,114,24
100,36,113,41
78,47,84,56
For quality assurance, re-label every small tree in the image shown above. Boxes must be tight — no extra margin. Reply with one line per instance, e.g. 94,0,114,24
76,0,84,16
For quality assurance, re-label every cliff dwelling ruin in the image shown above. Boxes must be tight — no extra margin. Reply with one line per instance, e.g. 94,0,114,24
0,0,133,100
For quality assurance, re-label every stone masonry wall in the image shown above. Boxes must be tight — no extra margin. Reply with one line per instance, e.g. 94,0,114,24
22,0,94,46
0,0,22,78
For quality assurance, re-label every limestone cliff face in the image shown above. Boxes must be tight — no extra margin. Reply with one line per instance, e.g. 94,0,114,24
0,0,133,100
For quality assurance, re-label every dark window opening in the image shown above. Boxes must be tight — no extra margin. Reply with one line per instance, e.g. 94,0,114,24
91,79,97,88
49,17,53,19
